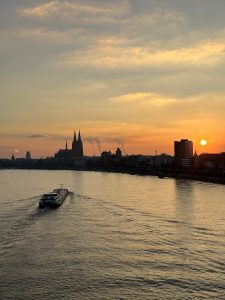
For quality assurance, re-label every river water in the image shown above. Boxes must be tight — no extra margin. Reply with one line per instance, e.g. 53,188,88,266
1,169,225,299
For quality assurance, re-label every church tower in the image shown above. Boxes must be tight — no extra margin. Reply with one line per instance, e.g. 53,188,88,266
72,131,76,151
72,130,84,157
77,130,84,157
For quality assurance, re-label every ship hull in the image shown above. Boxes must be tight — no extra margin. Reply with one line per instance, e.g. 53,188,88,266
39,189,69,208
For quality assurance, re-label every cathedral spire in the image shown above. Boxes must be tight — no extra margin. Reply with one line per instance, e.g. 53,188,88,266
73,130,76,141
65,140,68,150
72,129,83,157
78,130,82,142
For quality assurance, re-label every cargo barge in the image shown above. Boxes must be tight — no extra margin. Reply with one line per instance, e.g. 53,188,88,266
39,188,69,208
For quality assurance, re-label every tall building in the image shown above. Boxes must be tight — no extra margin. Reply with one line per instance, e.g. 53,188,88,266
174,139,193,168
72,130,83,157
54,130,84,160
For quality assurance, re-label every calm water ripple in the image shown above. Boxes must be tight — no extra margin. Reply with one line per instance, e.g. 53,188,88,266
1,169,225,299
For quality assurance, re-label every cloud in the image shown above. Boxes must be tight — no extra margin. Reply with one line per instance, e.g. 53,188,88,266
20,1,60,17
20,0,128,18
0,132,70,141
18,0,186,33
58,40,225,69
29,134,47,138
29,133,73,141
19,27,69,41
110,92,177,106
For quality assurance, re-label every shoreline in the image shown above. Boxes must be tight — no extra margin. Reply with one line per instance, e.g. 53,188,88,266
1,167,225,185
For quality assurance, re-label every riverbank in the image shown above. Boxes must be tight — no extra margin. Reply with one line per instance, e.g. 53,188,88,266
91,168,225,185
1,166,225,185
164,172,225,185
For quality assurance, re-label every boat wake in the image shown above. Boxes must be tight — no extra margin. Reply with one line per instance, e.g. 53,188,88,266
1,195,42,206
0,196,53,254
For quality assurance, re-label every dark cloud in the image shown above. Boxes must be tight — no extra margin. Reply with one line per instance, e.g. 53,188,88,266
29,134,73,140
29,134,47,138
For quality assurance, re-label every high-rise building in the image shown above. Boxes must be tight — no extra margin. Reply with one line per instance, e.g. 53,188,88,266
174,139,193,168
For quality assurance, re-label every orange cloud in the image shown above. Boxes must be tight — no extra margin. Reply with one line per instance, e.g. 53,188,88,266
20,0,128,18
57,39,225,70
110,92,177,106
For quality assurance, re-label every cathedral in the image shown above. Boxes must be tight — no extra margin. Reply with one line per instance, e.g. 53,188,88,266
54,130,84,160
71,130,83,157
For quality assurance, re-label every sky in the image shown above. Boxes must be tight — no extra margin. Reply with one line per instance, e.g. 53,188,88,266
1,0,225,158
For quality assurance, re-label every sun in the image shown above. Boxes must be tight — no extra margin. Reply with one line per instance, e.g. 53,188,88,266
200,139,207,146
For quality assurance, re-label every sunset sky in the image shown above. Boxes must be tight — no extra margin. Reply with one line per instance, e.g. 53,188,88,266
1,0,225,158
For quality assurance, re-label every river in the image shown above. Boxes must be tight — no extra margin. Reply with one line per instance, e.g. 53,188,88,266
1,169,225,299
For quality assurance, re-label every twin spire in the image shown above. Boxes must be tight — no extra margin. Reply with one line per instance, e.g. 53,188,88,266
73,130,82,142
58,129,83,157
72,129,83,156
65,130,82,151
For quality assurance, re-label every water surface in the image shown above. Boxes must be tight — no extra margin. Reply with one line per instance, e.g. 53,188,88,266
1,170,225,299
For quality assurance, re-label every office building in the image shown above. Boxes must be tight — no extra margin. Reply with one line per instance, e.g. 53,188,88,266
174,139,193,168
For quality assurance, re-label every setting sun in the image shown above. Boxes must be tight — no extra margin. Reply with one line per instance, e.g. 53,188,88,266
200,139,207,146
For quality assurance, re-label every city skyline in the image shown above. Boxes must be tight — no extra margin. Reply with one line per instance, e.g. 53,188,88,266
2,131,223,160
1,0,225,158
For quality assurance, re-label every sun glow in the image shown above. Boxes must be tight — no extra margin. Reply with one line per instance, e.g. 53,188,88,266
200,139,207,146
